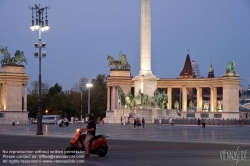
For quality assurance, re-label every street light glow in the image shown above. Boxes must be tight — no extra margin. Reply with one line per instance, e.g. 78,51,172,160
86,82,93,114
86,83,93,88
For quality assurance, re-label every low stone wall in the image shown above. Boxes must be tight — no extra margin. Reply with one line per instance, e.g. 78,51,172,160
0,119,29,125
154,118,250,125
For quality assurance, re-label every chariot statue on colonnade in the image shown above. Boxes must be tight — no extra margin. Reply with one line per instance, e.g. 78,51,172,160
0,46,27,65
107,52,130,69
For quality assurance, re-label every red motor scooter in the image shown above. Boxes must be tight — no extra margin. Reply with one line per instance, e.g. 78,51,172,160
65,128,108,157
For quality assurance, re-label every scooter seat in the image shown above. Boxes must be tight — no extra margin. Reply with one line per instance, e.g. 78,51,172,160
89,135,104,146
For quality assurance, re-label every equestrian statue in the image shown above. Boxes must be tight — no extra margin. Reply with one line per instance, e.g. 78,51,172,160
151,89,168,109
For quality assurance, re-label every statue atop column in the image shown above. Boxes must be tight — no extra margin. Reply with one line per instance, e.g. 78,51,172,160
107,52,130,69
224,60,238,77
0,46,27,65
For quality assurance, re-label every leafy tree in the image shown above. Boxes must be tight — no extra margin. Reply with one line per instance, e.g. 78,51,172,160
27,81,50,118
45,83,64,116
90,74,107,119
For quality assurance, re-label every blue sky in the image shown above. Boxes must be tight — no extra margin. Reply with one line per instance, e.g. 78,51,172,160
0,0,249,91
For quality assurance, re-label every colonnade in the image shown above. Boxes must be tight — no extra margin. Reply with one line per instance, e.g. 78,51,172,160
106,86,222,112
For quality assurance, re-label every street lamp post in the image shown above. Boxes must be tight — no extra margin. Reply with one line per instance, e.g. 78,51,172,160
45,110,48,115
29,4,50,135
86,82,93,114
79,78,85,121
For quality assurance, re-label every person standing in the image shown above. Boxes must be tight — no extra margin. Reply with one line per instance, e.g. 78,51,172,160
12,119,15,126
54,116,57,125
76,117,78,126
85,116,88,124
197,118,201,127
158,116,162,125
142,117,145,129
120,116,123,125
133,118,136,129
202,118,206,128
240,116,243,126
123,116,126,125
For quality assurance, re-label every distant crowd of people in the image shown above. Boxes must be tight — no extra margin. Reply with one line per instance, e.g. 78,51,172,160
120,115,145,129
54,116,104,127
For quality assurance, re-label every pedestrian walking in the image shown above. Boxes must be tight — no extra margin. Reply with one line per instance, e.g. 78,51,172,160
202,118,206,128
17,118,19,125
123,116,126,125
120,116,123,125
12,119,15,126
197,118,201,126
136,118,141,129
142,117,145,129
133,118,136,129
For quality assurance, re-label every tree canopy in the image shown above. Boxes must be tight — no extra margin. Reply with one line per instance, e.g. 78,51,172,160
27,74,107,120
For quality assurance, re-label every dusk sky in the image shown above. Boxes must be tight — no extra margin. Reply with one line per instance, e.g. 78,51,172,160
0,0,249,91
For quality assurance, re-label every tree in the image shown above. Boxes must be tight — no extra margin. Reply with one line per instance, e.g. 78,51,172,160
28,81,49,95
45,83,64,116
27,81,50,118
90,74,107,119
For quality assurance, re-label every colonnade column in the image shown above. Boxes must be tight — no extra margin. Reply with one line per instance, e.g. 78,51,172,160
0,84,1,111
24,84,27,111
210,87,217,112
111,86,116,110
107,87,110,111
197,87,202,112
214,88,217,111
167,88,172,109
114,86,117,109
182,87,187,111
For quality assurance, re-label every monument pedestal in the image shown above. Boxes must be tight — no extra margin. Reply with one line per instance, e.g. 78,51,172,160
104,108,180,124
0,65,29,124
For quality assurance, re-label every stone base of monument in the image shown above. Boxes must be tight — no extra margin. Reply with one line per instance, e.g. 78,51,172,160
0,111,29,124
223,72,239,77
181,111,240,119
104,108,180,124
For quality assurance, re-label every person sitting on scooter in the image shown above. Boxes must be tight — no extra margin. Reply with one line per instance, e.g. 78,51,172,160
79,113,96,158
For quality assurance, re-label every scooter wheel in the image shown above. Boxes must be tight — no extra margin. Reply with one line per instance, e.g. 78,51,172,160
65,144,76,155
97,144,108,157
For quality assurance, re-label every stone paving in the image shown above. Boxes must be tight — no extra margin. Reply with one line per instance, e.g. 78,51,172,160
0,123,250,145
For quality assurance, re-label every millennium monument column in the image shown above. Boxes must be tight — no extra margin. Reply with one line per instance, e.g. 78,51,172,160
133,0,158,103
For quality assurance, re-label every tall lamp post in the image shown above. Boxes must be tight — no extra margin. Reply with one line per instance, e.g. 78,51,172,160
79,78,85,121
86,82,93,114
29,4,50,135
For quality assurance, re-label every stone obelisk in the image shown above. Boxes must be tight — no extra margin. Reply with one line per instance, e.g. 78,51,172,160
134,0,158,102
